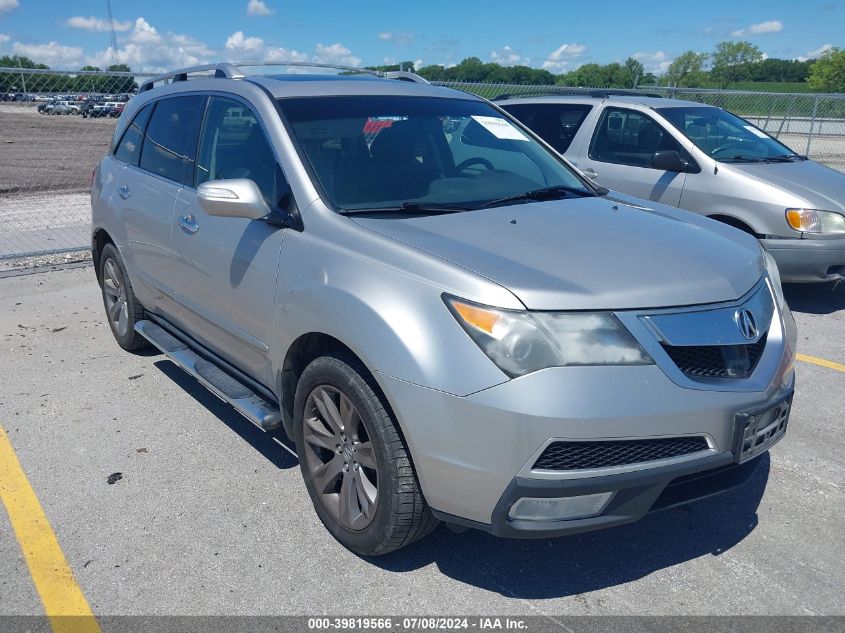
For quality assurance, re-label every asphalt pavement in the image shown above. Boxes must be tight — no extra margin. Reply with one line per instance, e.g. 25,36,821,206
0,267,843,617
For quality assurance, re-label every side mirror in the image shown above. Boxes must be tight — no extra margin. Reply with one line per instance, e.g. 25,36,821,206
651,150,689,173
197,179,271,220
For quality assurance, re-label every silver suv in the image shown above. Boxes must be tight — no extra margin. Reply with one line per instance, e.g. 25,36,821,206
92,63,796,556
498,92,845,284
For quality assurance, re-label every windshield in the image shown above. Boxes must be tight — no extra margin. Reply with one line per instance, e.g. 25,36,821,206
657,106,799,163
278,95,592,212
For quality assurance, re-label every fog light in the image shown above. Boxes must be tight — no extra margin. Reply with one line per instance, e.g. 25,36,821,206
508,491,615,522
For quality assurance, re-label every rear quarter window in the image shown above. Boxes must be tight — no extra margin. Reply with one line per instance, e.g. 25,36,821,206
502,103,592,153
113,103,153,166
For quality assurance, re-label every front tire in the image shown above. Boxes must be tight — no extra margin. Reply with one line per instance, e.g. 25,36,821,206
98,243,150,352
294,352,437,556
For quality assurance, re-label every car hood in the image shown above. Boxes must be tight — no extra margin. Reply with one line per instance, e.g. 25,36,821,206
352,194,763,310
725,159,845,212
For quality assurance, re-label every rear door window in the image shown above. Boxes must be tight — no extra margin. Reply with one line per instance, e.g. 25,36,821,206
589,107,689,168
139,95,206,186
113,103,153,166
502,103,592,153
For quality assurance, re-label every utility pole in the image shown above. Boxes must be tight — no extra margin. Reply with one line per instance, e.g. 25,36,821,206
17,56,27,95
106,0,119,65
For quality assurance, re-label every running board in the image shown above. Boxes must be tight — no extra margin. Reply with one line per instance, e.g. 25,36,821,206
135,320,282,431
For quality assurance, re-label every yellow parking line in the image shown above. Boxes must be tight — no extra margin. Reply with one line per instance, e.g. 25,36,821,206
0,424,101,633
797,353,845,373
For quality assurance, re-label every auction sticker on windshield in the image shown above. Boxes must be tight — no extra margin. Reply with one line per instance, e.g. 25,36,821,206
743,125,770,139
471,115,529,141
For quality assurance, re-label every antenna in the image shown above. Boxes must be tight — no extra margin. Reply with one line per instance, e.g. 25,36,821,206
105,0,119,65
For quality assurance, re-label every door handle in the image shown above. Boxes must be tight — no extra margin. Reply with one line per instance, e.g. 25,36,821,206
118,185,131,200
581,168,599,180
177,214,199,234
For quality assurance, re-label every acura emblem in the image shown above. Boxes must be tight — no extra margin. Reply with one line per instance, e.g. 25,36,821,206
737,309,758,341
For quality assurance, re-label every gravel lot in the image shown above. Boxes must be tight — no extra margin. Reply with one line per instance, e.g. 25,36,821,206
0,106,116,195
0,267,843,618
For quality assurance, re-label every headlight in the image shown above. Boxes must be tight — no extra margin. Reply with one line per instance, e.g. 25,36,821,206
785,208,845,234
763,249,785,308
444,296,653,377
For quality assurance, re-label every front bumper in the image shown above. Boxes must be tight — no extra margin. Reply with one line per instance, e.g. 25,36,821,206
432,451,764,538
376,297,796,533
762,235,845,283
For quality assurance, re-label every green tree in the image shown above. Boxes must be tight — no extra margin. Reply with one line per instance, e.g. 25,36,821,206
711,40,763,88
807,48,845,92
0,55,50,93
364,61,417,73
416,64,447,81
748,58,812,82
624,57,645,88
0,55,49,70
665,50,709,87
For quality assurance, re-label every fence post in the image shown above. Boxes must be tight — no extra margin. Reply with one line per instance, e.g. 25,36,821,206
805,96,819,156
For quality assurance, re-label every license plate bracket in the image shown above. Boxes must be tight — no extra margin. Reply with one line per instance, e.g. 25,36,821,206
733,390,793,463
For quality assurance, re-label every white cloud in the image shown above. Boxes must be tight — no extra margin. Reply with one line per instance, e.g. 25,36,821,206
264,47,309,63
798,43,834,61
225,30,264,52
542,43,586,72
0,0,19,15
796,44,834,62
247,0,273,16
632,50,671,74
378,31,415,45
0,33,9,43
87,19,215,73
66,16,132,32
489,45,528,66
223,33,351,67
731,20,783,37
12,40,86,67
129,17,161,44
314,42,361,67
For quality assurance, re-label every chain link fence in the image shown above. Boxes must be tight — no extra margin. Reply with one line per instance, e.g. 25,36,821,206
1,69,844,259
0,68,155,260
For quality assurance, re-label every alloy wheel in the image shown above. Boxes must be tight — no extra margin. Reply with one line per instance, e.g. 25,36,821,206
302,385,379,530
102,257,129,337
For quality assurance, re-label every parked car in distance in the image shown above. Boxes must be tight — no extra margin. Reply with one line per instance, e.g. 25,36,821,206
92,63,796,556
498,92,845,283
79,99,102,117
87,101,121,118
52,100,80,115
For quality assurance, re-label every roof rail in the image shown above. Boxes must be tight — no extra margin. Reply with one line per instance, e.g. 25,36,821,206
492,88,663,101
139,61,428,92
139,63,245,92
383,71,430,84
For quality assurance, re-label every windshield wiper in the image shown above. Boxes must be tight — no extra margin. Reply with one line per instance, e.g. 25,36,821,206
338,201,473,216
481,185,593,209
721,154,798,163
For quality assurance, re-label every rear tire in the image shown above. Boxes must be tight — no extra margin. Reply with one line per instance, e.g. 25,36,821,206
98,243,150,352
294,352,438,556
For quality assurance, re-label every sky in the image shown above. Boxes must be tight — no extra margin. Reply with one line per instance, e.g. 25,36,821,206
0,0,841,75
